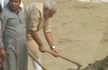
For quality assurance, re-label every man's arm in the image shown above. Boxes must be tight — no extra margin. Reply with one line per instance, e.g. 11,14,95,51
43,18,58,56
0,11,7,60
0,29,6,58
44,32,58,57
30,30,45,52
44,32,54,49
29,9,46,52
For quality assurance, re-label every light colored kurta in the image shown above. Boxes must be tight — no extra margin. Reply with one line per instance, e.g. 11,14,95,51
0,5,28,70
25,2,52,59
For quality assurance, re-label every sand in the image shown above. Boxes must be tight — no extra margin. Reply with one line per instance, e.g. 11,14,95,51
23,1,108,70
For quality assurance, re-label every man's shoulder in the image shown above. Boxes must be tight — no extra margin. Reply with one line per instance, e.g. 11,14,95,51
1,6,14,19
30,2,43,6
1,7,9,19
27,2,43,10
2,7,10,15
2,5,10,12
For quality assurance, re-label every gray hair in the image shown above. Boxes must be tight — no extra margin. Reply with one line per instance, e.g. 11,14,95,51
43,0,57,10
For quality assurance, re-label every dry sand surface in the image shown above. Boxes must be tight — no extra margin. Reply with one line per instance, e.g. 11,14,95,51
23,1,108,70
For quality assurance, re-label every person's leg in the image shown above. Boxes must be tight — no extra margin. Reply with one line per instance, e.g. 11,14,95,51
27,39,41,70
3,49,17,70
32,58,41,70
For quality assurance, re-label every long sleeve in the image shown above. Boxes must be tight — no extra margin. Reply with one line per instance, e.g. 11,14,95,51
0,12,7,48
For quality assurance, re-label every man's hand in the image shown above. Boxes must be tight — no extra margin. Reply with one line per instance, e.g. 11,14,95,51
0,48,6,67
39,45,46,53
51,49,58,57
0,48,6,59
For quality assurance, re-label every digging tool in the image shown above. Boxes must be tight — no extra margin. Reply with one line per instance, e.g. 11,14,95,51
29,53,47,70
45,50,82,70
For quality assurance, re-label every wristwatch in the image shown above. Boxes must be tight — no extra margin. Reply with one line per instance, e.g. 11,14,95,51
51,46,55,49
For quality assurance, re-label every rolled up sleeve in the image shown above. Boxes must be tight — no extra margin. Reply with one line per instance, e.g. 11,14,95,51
29,9,40,31
0,12,7,48
43,18,52,32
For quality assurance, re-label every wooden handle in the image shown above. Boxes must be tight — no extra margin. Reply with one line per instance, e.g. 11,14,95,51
29,53,47,70
45,50,82,67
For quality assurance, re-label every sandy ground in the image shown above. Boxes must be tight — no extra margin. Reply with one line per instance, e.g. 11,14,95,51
23,1,108,70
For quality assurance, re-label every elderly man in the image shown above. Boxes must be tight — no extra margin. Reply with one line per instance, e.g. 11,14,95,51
25,0,58,70
0,0,28,70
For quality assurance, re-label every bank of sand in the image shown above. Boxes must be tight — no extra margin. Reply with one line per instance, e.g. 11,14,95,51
23,1,108,70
